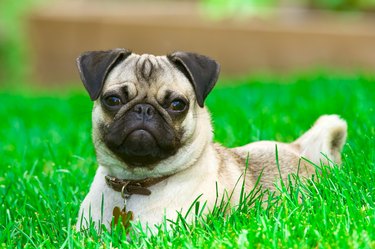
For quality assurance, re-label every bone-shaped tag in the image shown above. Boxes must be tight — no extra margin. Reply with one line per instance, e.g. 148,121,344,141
112,206,133,229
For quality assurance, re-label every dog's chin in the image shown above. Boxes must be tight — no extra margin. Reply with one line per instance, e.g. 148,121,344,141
105,129,179,168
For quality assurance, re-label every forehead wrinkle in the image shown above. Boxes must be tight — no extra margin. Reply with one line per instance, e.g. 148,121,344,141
141,58,153,80
121,84,128,97
135,54,162,84
104,80,131,92
152,57,174,82
154,57,163,70
134,56,143,84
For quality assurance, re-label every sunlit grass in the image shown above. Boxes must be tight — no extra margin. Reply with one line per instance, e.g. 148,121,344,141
0,73,374,248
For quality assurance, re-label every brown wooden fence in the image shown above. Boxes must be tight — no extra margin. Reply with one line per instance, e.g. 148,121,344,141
27,1,375,84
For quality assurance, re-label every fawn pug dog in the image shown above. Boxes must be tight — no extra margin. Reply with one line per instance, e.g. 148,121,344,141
76,49,347,231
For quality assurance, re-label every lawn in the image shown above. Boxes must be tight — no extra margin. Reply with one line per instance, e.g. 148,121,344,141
0,72,374,248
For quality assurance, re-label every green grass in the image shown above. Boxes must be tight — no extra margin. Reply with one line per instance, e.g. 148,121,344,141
0,73,374,248
0,0,45,82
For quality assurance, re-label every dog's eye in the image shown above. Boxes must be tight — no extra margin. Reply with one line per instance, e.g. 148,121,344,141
104,95,122,107
169,99,186,112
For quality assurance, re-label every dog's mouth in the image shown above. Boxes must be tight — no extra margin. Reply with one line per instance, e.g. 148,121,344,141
123,129,157,155
102,122,181,167
121,129,158,158
120,128,179,167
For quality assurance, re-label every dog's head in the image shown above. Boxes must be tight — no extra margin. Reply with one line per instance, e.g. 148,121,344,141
77,49,220,173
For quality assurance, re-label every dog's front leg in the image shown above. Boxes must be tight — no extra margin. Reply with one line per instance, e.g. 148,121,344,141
76,166,123,231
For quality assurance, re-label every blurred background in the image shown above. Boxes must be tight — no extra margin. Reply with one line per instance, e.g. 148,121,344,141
1,0,375,86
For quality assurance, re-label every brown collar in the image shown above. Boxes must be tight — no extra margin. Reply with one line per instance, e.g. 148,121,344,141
105,175,170,197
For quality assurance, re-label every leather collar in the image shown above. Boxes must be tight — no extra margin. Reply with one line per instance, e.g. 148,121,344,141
105,175,170,197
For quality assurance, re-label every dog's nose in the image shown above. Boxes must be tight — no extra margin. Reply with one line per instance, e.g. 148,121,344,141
133,103,155,120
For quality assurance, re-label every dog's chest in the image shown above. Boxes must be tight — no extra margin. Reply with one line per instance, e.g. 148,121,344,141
84,147,246,229
125,171,221,226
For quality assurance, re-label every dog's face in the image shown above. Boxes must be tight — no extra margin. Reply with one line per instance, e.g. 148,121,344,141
77,49,220,171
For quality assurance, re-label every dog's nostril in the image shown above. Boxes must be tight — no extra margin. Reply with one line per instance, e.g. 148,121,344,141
134,105,142,114
146,107,154,116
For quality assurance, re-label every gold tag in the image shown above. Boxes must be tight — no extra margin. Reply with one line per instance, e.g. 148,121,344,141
112,206,133,229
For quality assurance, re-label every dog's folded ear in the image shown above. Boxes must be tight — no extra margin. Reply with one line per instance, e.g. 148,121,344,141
167,52,220,107
77,48,132,101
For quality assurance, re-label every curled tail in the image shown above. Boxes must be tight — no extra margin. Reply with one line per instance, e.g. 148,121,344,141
293,115,347,165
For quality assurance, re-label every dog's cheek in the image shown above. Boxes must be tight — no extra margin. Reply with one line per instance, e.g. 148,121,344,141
92,104,117,131
178,109,198,143
92,104,106,125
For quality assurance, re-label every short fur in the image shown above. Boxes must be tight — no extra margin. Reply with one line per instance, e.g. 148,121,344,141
76,49,347,232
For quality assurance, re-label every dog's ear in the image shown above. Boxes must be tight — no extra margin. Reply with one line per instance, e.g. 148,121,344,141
167,52,220,107
77,48,132,100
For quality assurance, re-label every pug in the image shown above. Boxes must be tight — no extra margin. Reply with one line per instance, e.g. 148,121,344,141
76,49,347,231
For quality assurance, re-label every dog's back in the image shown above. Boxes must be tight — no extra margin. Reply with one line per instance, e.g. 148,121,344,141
232,115,347,191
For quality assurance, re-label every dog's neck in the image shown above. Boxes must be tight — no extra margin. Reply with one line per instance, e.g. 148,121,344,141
104,174,172,197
